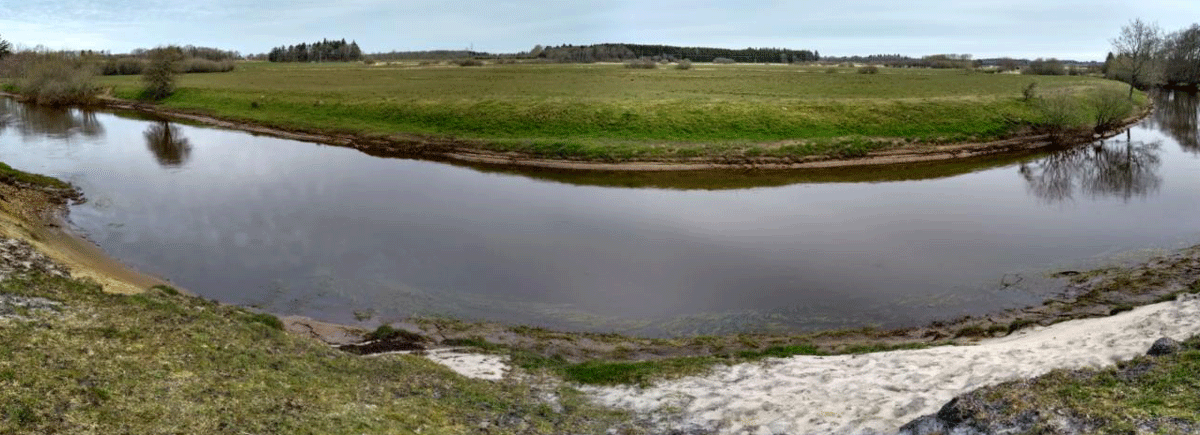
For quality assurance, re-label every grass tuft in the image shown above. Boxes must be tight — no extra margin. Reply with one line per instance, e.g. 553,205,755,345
0,162,71,190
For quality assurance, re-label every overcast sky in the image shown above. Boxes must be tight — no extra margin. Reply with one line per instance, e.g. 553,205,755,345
2,1,1197,61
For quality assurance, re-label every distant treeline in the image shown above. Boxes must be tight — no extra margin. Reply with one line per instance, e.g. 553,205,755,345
824,53,1100,70
267,39,362,62
75,45,241,61
526,43,819,63
369,50,487,61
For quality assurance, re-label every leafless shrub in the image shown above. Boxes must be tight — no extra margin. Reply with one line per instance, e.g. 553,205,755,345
1022,82,1039,102
181,58,234,73
1091,87,1134,132
1037,94,1084,139
5,52,100,105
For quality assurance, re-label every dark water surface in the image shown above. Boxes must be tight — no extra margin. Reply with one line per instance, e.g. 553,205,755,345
1,93,1199,336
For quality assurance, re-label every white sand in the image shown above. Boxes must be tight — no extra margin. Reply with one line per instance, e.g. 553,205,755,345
421,348,510,381
585,294,1200,435
368,348,510,381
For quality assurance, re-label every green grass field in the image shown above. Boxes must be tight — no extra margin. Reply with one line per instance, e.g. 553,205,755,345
0,274,626,434
97,62,1141,161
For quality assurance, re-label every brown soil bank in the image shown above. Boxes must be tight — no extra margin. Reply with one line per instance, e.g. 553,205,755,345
0,177,168,295
97,97,1153,172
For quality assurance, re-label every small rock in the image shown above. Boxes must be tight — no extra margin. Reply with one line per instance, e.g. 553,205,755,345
897,415,948,435
1147,337,1181,356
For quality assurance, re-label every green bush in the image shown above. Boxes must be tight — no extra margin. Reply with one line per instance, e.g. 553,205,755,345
364,324,424,342
857,65,879,74
712,57,735,64
675,59,692,70
142,46,184,100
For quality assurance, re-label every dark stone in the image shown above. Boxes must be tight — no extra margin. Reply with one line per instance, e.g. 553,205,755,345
896,414,948,435
935,397,967,426
1147,337,1181,356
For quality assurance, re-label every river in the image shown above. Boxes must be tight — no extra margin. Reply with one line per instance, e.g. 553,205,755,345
1,92,1197,336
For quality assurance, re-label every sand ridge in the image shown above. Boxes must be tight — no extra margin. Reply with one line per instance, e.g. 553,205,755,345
584,294,1200,435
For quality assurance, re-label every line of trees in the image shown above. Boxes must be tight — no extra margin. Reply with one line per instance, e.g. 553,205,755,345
525,43,819,63
369,50,486,61
1106,19,1200,92
92,46,237,76
267,39,362,62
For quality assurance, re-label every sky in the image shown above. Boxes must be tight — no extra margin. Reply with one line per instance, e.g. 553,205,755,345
1,1,1198,61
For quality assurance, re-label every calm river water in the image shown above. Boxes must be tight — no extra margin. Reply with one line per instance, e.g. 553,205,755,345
1,93,1198,336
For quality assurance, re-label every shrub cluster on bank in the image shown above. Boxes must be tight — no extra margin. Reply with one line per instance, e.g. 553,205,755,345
0,52,99,105
1029,85,1137,137
100,57,235,75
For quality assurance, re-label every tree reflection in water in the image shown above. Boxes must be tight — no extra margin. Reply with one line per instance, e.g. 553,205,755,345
143,121,192,167
0,99,104,139
1019,136,1163,203
1151,91,1199,152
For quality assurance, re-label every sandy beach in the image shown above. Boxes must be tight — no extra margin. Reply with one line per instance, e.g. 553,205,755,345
573,294,1200,434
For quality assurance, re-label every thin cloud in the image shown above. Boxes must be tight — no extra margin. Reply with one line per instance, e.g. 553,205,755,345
1,0,1197,60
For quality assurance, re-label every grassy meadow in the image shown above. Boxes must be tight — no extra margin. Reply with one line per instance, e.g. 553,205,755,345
97,62,1142,161
0,274,627,434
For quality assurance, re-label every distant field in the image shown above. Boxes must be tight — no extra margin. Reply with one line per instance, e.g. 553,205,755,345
98,62,1139,161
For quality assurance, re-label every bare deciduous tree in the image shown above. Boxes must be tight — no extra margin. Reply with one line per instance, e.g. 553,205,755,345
1111,18,1163,98
1162,24,1200,87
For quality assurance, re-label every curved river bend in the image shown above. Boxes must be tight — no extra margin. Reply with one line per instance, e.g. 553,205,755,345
1,93,1198,336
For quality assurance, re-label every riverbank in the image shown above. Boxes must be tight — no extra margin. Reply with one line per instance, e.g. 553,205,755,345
88,95,1151,172
0,167,164,295
0,168,632,434
82,62,1150,170
2,159,1199,433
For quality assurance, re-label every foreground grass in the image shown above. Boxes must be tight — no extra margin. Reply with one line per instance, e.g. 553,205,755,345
0,274,625,434
956,335,1200,433
97,62,1143,161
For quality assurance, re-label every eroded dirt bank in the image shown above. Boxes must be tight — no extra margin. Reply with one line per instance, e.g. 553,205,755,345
0,180,168,295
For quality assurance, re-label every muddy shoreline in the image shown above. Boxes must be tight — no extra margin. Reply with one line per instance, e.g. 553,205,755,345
13,92,1152,172
284,243,1200,365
